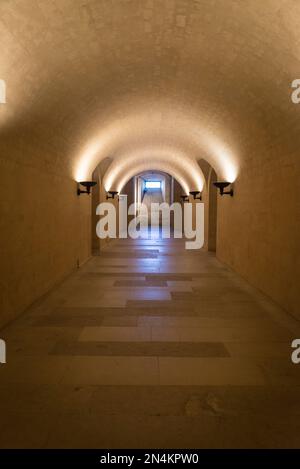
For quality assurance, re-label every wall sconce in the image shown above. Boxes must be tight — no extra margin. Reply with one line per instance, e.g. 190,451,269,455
180,195,189,202
106,190,119,200
77,181,97,196
213,181,234,196
189,191,202,200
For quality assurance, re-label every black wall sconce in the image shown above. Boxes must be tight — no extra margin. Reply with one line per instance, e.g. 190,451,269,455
180,195,189,202
189,191,202,200
77,181,97,196
106,190,119,200
213,181,234,196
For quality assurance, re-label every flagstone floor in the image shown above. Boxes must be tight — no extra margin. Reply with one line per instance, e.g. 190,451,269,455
0,234,300,448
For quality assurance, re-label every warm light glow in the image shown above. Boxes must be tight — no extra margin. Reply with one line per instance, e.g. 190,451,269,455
103,146,204,194
223,162,238,183
73,99,239,190
75,140,106,182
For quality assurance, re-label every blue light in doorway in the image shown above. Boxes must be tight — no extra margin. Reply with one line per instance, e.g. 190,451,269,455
145,181,161,189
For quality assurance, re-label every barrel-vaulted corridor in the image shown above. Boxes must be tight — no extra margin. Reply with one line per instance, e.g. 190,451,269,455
0,0,300,451
1,233,299,448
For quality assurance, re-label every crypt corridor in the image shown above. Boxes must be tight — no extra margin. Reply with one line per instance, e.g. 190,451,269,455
0,0,300,449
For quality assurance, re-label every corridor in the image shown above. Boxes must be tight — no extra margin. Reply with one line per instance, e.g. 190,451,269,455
0,234,299,448
1,0,300,453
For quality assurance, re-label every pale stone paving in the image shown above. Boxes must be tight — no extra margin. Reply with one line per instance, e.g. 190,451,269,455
0,235,299,448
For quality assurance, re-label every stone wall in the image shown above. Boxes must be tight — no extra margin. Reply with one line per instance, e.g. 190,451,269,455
0,157,91,328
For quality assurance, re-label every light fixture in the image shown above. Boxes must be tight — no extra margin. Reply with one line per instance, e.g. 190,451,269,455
213,181,234,196
77,181,97,196
189,191,202,200
180,195,189,202
106,190,119,200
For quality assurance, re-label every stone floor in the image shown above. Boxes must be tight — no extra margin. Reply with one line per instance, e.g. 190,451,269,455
0,233,300,448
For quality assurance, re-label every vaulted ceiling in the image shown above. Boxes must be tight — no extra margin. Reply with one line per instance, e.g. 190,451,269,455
1,0,299,191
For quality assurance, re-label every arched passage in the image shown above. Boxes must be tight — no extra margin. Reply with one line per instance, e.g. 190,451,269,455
103,150,205,195
74,106,238,187
1,0,300,450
